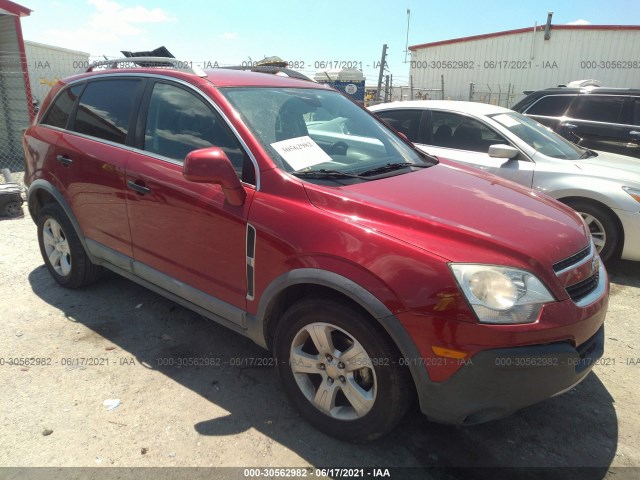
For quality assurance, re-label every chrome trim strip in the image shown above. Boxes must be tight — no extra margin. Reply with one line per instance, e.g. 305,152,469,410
554,242,595,276
246,224,257,301
574,262,608,308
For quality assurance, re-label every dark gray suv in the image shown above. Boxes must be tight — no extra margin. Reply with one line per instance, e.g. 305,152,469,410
512,88,640,159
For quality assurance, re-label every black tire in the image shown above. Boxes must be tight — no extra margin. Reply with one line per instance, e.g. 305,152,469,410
37,203,100,288
274,297,412,442
563,199,620,263
3,201,23,218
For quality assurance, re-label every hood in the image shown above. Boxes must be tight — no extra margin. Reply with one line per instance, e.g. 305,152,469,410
573,150,640,185
303,161,590,273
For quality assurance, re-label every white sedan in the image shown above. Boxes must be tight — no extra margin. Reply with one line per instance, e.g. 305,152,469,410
369,100,640,263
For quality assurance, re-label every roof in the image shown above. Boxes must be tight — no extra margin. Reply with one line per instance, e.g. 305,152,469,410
205,68,326,88
369,100,510,116
0,0,31,16
64,66,329,90
409,25,640,50
528,87,640,96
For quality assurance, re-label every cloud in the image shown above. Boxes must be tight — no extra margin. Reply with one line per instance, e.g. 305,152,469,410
566,19,592,25
220,32,239,40
39,0,174,56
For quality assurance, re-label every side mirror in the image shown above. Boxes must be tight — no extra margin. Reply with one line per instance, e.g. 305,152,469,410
183,147,246,206
488,144,519,159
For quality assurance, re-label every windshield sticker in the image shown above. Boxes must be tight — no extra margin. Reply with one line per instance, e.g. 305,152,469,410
493,114,521,128
270,136,332,171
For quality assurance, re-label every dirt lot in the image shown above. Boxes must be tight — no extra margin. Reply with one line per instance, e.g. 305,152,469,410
1,209,639,480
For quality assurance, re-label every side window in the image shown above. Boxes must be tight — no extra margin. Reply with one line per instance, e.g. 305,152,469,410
633,98,640,125
41,84,83,129
525,95,574,117
431,111,508,153
375,109,422,142
73,79,142,144
143,82,253,183
567,96,625,123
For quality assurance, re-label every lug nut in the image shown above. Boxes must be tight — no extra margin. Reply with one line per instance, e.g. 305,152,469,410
339,375,346,383
326,354,333,362
318,363,326,370
337,362,345,369
327,378,334,385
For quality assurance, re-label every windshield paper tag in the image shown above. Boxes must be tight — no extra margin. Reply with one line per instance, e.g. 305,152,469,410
270,136,332,171
493,114,521,128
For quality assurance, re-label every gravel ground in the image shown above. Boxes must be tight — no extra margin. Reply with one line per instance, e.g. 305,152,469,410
0,208,639,480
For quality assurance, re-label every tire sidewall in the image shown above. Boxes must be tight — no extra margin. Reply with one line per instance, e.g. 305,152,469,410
567,201,619,262
275,299,408,441
37,205,82,287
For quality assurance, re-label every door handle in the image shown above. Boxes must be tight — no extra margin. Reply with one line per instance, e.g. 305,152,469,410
561,123,578,130
127,179,151,195
55,155,73,166
630,130,640,137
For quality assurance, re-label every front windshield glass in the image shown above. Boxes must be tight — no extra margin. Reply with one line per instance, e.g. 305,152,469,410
221,87,435,180
490,112,585,160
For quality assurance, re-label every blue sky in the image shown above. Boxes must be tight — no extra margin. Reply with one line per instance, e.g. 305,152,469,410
20,0,640,85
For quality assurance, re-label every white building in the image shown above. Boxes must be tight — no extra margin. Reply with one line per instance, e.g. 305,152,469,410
408,24,640,108
24,40,89,104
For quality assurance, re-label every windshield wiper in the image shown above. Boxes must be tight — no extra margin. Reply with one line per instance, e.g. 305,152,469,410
579,149,598,159
291,169,370,180
359,162,431,177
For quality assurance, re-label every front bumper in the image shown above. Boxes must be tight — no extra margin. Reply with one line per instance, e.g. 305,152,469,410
421,324,605,425
616,208,640,261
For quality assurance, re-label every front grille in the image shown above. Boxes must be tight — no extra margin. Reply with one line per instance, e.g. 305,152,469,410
566,272,599,302
553,245,591,273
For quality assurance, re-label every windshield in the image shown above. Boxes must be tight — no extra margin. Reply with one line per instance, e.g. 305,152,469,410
489,112,586,160
220,87,435,182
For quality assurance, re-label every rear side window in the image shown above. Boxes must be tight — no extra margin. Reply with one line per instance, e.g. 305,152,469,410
41,84,83,129
375,109,422,142
567,96,625,124
525,95,574,117
73,79,142,144
143,82,253,183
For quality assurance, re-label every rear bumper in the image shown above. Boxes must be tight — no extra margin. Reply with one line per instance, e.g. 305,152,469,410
420,324,605,425
616,208,640,261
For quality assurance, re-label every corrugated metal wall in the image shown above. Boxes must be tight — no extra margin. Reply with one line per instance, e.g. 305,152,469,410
25,41,89,104
409,27,640,107
0,14,30,171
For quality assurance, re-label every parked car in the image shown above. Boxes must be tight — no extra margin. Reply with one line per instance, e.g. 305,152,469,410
24,60,608,441
512,87,640,159
370,100,640,263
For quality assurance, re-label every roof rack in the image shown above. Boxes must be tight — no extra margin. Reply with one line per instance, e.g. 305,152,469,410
223,65,315,82
85,57,207,77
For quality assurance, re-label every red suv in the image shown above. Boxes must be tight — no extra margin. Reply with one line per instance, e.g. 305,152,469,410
23,59,609,441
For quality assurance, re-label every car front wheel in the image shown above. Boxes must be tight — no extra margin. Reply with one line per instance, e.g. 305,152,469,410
274,298,412,441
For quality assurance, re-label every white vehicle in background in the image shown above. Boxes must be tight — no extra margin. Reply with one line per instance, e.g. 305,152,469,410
369,100,640,263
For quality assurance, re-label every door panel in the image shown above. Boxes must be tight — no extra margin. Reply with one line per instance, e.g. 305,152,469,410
426,110,534,188
126,154,254,309
126,80,257,310
55,133,132,256
564,96,627,155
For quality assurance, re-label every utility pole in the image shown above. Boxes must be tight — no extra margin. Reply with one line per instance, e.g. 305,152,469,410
376,44,388,102
404,9,411,63
384,75,390,102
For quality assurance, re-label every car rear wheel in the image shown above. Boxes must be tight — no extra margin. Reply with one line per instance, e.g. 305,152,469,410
274,297,412,441
37,203,100,288
564,200,620,263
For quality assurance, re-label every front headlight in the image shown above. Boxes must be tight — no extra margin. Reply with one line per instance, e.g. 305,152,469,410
450,264,555,324
622,186,640,204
